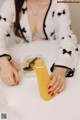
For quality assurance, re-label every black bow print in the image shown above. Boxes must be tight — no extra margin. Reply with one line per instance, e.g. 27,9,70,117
63,49,72,56
0,15,6,21
57,9,66,16
21,27,26,33
51,31,55,36
6,33,10,37
69,35,72,38
63,10,66,14
61,37,65,39
0,16,2,20
22,7,27,14
3,18,6,21
52,11,55,17
75,47,79,51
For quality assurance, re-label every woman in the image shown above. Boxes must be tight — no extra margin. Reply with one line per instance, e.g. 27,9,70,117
0,0,79,96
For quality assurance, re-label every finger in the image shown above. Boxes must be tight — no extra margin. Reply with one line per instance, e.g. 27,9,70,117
58,82,65,94
10,60,20,66
50,77,61,92
13,70,19,85
53,79,63,94
10,61,20,72
48,76,57,89
9,75,17,86
49,74,53,80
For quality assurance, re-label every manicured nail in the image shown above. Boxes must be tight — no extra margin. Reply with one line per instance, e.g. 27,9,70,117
48,91,51,94
48,86,52,89
16,81,19,85
51,93,54,96
58,92,60,94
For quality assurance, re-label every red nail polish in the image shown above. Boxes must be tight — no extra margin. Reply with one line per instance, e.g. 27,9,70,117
48,86,52,89
48,91,51,94
51,93,54,96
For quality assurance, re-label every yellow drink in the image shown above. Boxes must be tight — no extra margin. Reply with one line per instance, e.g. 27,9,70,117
35,59,54,101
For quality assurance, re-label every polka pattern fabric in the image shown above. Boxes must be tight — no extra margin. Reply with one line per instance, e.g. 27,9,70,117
0,0,79,76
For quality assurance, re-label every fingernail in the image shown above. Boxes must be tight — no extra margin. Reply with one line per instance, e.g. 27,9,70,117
16,81,19,85
51,93,54,96
58,92,60,94
48,91,51,94
48,86,52,89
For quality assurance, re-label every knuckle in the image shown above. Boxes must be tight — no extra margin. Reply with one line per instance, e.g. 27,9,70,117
13,69,17,74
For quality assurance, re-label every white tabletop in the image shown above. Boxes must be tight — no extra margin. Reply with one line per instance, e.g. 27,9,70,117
0,40,80,120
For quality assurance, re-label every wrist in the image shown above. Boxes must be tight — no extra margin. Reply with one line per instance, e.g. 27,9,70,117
0,57,9,63
54,67,68,74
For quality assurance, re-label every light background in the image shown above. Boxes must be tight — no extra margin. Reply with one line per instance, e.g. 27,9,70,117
0,0,80,43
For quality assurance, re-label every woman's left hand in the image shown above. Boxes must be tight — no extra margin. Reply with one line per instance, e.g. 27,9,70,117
10,60,21,72
48,67,68,96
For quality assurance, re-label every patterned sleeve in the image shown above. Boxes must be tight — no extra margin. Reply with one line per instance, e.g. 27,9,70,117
0,0,15,60
50,3,80,77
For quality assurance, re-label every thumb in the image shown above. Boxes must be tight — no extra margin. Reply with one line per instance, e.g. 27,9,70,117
49,73,53,80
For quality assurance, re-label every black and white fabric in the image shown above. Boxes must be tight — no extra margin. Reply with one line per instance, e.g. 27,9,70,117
0,0,79,76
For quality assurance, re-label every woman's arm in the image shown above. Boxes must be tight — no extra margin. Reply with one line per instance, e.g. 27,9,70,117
0,0,20,86
48,3,79,95
51,3,79,77
0,0,15,60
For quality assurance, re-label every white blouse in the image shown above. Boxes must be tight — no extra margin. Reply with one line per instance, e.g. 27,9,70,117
0,0,79,77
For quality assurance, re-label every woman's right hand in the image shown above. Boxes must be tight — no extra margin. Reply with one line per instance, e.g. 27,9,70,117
0,57,19,86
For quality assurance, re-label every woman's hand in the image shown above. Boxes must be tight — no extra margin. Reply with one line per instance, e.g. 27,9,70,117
0,57,20,86
48,67,68,96
10,60,21,72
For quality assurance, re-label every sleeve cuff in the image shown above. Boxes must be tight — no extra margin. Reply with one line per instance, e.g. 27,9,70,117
50,63,75,77
0,54,12,61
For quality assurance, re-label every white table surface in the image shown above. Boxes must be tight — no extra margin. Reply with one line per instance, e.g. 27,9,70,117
0,40,80,120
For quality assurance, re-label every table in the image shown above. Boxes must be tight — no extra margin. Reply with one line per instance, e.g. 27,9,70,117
0,40,80,120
